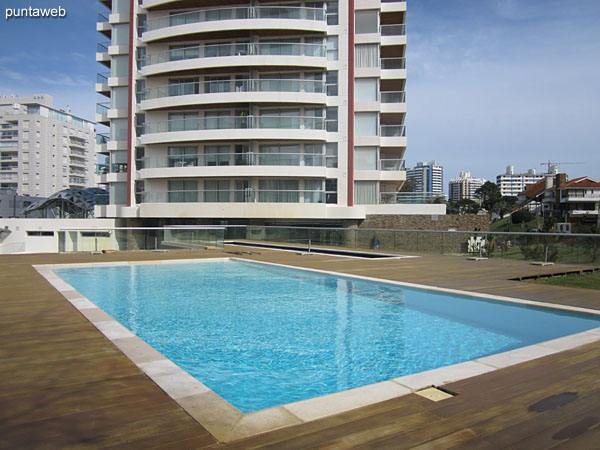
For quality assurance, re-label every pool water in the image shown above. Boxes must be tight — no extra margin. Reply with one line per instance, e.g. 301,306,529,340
55,260,600,413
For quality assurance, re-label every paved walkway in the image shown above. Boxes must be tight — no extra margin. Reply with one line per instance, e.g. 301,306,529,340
1,248,599,449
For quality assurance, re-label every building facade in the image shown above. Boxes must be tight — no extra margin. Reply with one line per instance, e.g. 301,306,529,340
496,165,556,197
0,95,96,198
405,160,443,195
448,171,485,203
95,0,444,223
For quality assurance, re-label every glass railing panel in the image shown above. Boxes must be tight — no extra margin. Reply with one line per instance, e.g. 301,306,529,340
380,91,406,103
380,125,406,137
381,57,406,69
97,42,110,52
146,6,325,32
380,159,404,170
98,12,109,23
380,24,406,36
96,103,110,114
96,72,110,84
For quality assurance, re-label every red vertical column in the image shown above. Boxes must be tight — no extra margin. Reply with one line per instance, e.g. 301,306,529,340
126,0,135,206
347,0,355,206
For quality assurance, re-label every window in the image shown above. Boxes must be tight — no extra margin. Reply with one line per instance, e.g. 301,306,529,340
326,1,338,25
326,179,337,203
355,112,378,136
259,144,300,166
204,111,232,130
204,76,230,94
355,44,379,68
326,143,338,168
136,47,146,69
168,146,198,168
170,78,199,96
112,23,129,46
137,14,146,36
326,107,338,132
136,80,146,102
304,143,323,166
355,147,378,170
204,179,229,202
304,37,324,57
355,10,378,34
169,44,199,61
259,179,299,203
304,179,323,203
170,10,200,26
205,145,230,166
111,55,129,77
355,78,378,102
354,181,378,204
326,71,338,96
168,179,197,202
26,231,54,236
326,36,338,60
260,109,300,129
259,73,300,92
168,112,199,132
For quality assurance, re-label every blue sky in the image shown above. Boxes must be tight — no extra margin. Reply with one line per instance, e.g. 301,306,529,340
1,0,598,187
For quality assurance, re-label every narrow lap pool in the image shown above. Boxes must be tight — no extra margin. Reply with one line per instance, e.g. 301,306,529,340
54,259,600,413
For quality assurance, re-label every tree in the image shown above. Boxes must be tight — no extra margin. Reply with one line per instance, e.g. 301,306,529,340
448,199,480,215
400,176,417,192
498,196,518,217
475,182,501,213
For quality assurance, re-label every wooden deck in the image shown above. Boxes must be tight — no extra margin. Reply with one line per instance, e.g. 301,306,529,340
1,248,599,449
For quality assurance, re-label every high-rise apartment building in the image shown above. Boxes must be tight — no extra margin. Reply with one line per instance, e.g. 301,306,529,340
448,171,485,203
0,95,96,198
95,0,443,222
405,160,443,194
496,165,556,197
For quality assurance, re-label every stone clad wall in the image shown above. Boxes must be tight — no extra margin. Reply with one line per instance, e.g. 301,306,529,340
359,214,490,232
356,214,491,254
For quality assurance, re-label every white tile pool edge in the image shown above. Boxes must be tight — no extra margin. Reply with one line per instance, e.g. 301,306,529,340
34,258,600,443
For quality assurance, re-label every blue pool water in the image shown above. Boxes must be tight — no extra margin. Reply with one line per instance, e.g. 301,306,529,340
55,260,600,413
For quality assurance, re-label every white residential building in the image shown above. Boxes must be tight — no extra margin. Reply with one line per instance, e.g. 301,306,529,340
448,171,485,203
95,0,444,223
0,95,96,198
496,165,556,197
405,160,443,194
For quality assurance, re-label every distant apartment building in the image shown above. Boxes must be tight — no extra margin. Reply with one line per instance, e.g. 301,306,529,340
405,160,443,194
448,171,485,203
496,165,556,197
0,190,40,218
0,95,96,198
94,0,445,223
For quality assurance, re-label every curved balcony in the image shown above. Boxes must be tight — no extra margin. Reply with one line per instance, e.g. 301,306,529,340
140,189,326,204
141,42,327,77
141,115,328,145
139,152,327,179
141,79,327,110
143,6,326,43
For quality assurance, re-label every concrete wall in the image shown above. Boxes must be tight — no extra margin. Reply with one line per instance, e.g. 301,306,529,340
0,218,117,254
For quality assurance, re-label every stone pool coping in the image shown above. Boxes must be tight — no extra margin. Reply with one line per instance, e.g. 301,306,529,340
34,258,600,443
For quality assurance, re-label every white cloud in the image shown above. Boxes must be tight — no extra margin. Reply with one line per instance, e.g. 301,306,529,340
40,73,90,88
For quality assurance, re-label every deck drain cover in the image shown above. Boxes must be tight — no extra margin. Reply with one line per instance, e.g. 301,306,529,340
415,387,455,402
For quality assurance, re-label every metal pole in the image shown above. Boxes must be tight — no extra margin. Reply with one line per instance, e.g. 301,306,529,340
308,239,311,253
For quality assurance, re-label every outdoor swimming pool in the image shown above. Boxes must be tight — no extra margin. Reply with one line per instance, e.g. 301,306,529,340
54,259,600,413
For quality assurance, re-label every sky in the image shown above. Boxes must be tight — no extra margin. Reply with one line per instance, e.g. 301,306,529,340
0,0,599,188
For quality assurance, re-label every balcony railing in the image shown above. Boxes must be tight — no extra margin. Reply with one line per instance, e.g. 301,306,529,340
563,192,600,200
380,91,406,103
96,102,110,114
97,133,110,144
144,42,327,66
144,115,327,134
380,159,405,171
381,57,406,70
69,176,87,184
140,152,326,169
98,11,109,23
97,42,110,53
146,6,325,32
380,192,446,204
97,72,110,83
70,149,87,157
380,125,406,137
96,163,109,174
143,78,326,100
140,189,325,204
380,24,405,36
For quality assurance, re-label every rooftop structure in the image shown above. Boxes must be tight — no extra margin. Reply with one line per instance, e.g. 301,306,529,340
95,0,445,223
0,95,96,197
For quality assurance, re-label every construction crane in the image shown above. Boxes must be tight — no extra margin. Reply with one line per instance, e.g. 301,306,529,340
540,161,585,173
